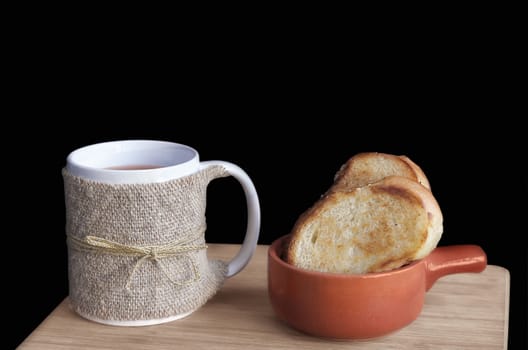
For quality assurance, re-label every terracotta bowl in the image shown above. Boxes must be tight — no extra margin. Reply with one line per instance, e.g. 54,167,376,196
267,235,487,339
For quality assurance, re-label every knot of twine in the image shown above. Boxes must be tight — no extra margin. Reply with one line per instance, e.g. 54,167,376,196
67,225,207,290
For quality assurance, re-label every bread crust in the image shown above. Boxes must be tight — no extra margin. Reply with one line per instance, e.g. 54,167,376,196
287,176,443,274
379,176,443,259
398,155,431,190
330,152,431,192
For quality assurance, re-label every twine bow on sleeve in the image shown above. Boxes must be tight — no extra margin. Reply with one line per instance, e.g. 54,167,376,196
67,225,208,290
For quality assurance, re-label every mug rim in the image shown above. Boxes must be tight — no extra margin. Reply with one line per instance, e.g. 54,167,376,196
66,140,200,184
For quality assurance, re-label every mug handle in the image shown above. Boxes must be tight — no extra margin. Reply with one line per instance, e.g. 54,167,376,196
424,245,487,291
201,160,261,277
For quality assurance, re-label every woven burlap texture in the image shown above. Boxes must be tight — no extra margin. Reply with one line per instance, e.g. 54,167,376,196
63,165,229,321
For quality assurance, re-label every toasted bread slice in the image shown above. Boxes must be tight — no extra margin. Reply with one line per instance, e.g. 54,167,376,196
287,176,443,274
330,152,431,192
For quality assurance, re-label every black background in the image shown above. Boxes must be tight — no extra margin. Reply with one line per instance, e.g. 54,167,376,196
7,30,527,348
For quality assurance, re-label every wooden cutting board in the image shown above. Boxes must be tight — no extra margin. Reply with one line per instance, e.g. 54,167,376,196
19,243,510,350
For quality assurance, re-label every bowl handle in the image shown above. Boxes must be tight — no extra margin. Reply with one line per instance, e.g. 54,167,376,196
424,245,487,291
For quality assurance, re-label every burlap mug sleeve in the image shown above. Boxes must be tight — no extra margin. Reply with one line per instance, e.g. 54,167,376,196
64,164,230,322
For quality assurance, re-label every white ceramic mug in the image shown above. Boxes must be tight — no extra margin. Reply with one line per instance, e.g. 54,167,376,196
64,140,260,325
